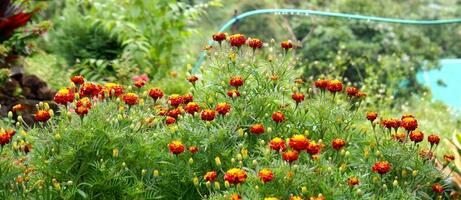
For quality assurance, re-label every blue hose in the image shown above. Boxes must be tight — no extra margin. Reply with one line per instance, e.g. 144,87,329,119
192,8,461,73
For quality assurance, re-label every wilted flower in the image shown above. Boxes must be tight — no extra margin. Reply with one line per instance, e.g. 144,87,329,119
54,88,75,105
168,94,183,107
258,168,274,183
122,93,139,106
280,40,293,50
149,88,164,101
229,34,246,47
366,112,378,122
326,80,343,93
443,154,455,163
372,161,391,175
224,168,247,184
34,110,51,122
216,102,231,115
204,171,217,182
409,130,424,143
401,116,418,131
289,135,309,151
391,132,406,142
331,139,346,150
185,102,201,115
282,150,299,163
229,76,244,88
272,111,285,123
187,75,199,84
347,177,359,186
427,134,440,145
250,124,265,135
432,183,444,193
269,137,286,151
168,140,185,155
248,38,263,49
71,75,84,85
201,109,216,121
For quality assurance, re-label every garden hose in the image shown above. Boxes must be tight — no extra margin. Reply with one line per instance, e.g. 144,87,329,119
192,8,461,72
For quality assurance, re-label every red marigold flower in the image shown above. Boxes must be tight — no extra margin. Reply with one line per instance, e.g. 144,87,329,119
0,130,14,146
366,112,378,122
331,138,346,150
122,93,139,106
346,86,359,97
282,150,299,163
104,83,124,97
75,106,89,117
188,146,199,154
182,94,194,104
165,116,176,125
134,80,145,88
185,102,201,115
168,140,185,155
326,80,343,93
229,76,244,88
201,109,216,121
372,161,391,175
71,75,84,85
216,102,231,115
314,79,328,90
280,40,293,50
76,97,92,109
224,168,247,184
432,183,444,193
167,94,183,107
149,88,164,101
204,171,217,182
289,134,309,151
401,117,418,131
269,137,286,151
381,118,401,130
250,124,265,135
79,82,100,97
409,130,424,143
227,89,241,98
229,34,246,47
347,177,359,186
272,111,285,123
258,168,274,183
158,107,168,116
34,110,51,122
212,32,226,43
391,132,406,143
187,75,199,84
306,141,321,155
428,134,440,145
248,38,263,49
167,107,182,118
443,154,455,163
54,88,75,105
291,92,305,103
12,104,26,113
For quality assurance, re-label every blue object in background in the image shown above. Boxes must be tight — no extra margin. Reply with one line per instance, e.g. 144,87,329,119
417,59,461,109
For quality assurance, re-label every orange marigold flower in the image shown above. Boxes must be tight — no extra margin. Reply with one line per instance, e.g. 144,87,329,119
224,168,247,184
409,130,424,143
427,134,440,145
201,109,216,121
216,102,231,115
229,76,244,88
280,40,293,50
356,91,367,98
229,34,246,47
366,112,378,122
391,132,406,142
168,94,183,107
290,196,303,200
272,111,285,123
148,88,164,101
443,154,455,163
188,146,199,154
248,38,263,49
70,75,84,85
326,80,343,93
12,104,26,113
372,161,391,175
122,93,139,106
168,140,185,155
104,83,124,97
381,118,400,129
306,142,321,155
432,183,444,193
227,89,241,98
294,79,304,84
346,86,359,97
79,82,100,97
400,116,418,131
187,75,199,84
76,97,92,109
347,177,359,186
204,171,217,182
212,32,226,43
185,102,201,115
54,88,75,105
0,130,14,146
182,94,194,104
165,116,176,125
230,194,242,200
291,92,305,103
331,138,346,150
269,137,286,151
401,114,415,120
75,106,89,117
289,134,309,151
282,150,299,163
314,79,328,90
250,124,265,135
258,168,274,183
34,110,51,122
134,80,145,88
